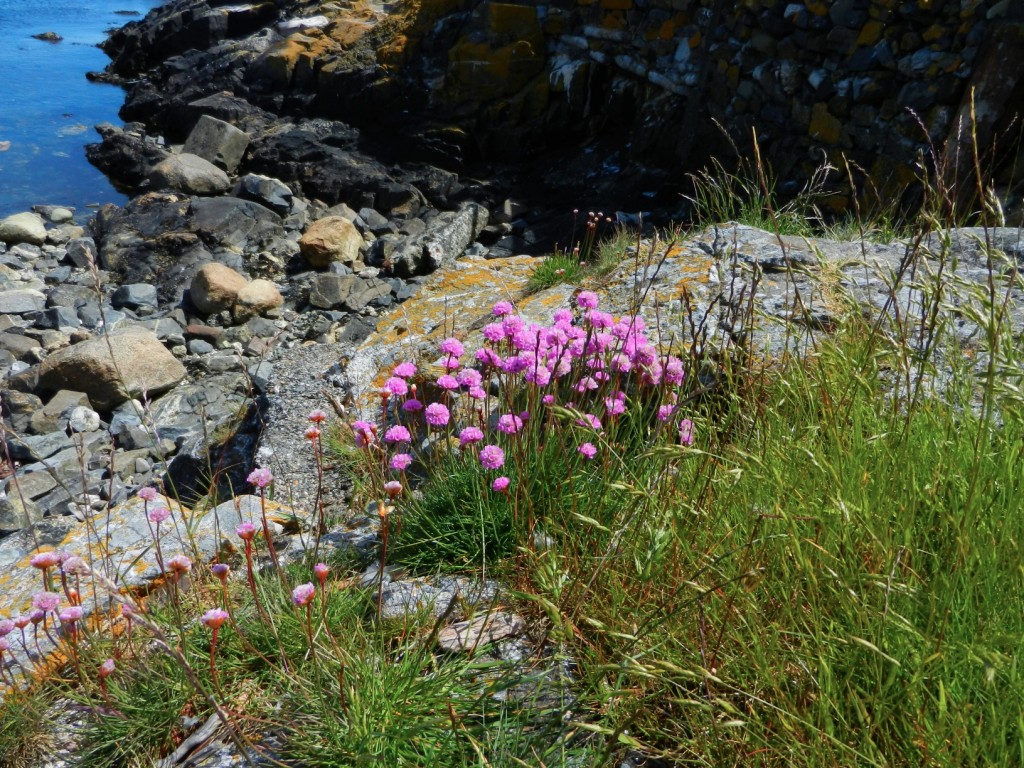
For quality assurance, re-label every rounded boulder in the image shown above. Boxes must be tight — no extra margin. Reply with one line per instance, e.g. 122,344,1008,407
299,216,363,268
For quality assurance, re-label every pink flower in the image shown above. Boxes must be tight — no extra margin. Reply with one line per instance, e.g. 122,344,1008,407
437,374,460,390
59,606,84,624
497,414,523,434
138,487,159,502
492,476,511,493
30,552,61,570
236,522,257,541
305,425,322,441
32,592,61,612
678,418,694,447
62,556,88,576
657,404,676,422
479,444,505,470
308,409,328,424
553,308,572,325
439,338,464,358
576,413,602,431
201,608,229,630
247,468,273,489
424,403,450,427
456,368,482,388
390,453,412,471
502,316,524,336
211,563,230,581
384,425,411,444
314,563,329,585
14,616,31,630
291,583,316,607
384,480,403,498
576,290,598,309
384,377,409,396
605,394,627,418
475,348,504,368
392,362,417,378
664,357,685,385
167,555,192,575
459,426,484,446
99,658,116,678
492,301,514,316
468,386,487,400
148,506,171,524
542,394,555,405
578,442,597,460
0,619,13,637
586,310,613,328
402,398,423,413
482,323,505,342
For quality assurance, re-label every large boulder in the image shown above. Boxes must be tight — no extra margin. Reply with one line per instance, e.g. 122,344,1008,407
182,115,250,173
234,279,283,321
300,216,364,268
37,327,187,410
0,212,46,246
190,262,248,315
149,153,231,195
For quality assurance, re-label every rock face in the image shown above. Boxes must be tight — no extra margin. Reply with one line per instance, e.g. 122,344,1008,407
300,216,363,268
190,262,249,315
0,212,47,246
37,328,187,410
182,114,250,173
149,153,232,195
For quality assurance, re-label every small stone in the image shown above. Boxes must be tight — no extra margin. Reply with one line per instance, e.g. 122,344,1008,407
437,611,526,653
64,405,101,433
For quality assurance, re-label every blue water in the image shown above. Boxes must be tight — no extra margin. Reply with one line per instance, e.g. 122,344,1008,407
0,1,161,218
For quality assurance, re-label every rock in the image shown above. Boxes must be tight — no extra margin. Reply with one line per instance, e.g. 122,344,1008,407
29,390,90,434
2,389,43,433
246,361,273,394
32,31,63,43
65,237,97,269
437,611,526,653
299,216,364,268
0,289,46,315
308,274,390,311
0,496,43,536
149,153,231,195
190,263,248,315
35,307,81,331
234,279,283,321
64,406,101,433
234,174,293,216
182,115,250,173
37,327,187,410
111,283,159,311
389,203,490,276
0,213,47,246
84,123,169,187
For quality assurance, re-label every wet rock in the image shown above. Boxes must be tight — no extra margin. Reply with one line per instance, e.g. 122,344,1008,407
0,212,46,246
37,327,187,410
182,115,250,173
149,153,232,195
32,31,63,43
299,216,364,268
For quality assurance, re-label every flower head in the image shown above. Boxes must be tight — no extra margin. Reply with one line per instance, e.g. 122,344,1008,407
492,301,514,316
148,506,171,524
236,522,257,541
308,409,328,424
201,608,229,631
678,418,694,447
384,377,409,396
384,425,411,444
32,592,61,613
291,583,316,607
0,619,13,637
305,425,321,441
576,291,599,309
424,402,450,427
437,374,460,391
314,562,329,585
389,453,412,471
459,426,484,446
62,556,89,576
392,362,417,378
492,476,511,493
138,487,159,502
439,338,464,358
211,563,230,582
167,555,192,575
247,467,273,489
384,480,403,498
657,404,676,422
456,368,483,388
479,444,505,470
497,414,523,434
99,658,116,678
59,606,84,624
402,398,423,413
578,442,597,460
30,552,61,570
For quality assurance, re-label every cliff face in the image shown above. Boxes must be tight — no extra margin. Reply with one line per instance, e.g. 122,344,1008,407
103,0,1023,215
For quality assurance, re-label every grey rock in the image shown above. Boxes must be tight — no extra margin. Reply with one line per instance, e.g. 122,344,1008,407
0,212,47,246
234,174,293,216
6,431,74,462
2,389,42,432
149,153,231,195
0,289,46,314
0,495,43,535
64,237,97,269
34,306,81,331
309,274,390,311
30,390,91,434
111,283,159,311
6,470,58,501
188,339,215,355
182,115,250,174
64,406,101,433
389,203,489,276
437,611,526,653
357,207,391,233
246,361,273,394
0,332,41,361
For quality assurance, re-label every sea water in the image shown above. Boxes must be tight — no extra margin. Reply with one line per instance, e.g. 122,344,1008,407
0,0,160,218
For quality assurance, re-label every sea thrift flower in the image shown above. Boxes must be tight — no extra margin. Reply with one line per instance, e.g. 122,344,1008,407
492,301,513,316
314,562,329,586
468,386,487,400
236,522,256,541
492,476,510,493
211,563,230,582
577,413,603,431
61,556,88,576
497,414,523,434
664,357,685,385
456,368,483,388
678,419,694,447
402,398,423,413
439,338,464,358
424,402,450,427
32,592,61,613
291,583,316,607
247,468,273,489
308,409,328,423
576,290,599,309
167,555,192,576
30,552,61,570
384,425,411,444
384,480,403,498
459,426,484,446
201,608,229,631
305,425,321,440
138,487,159,502
578,443,597,460
148,506,171,524
437,374,460,391
392,362,417,378
657,404,676,422
389,453,412,471
0,619,13,637
479,444,505,470
99,658,115,678
384,377,409,396
59,606,84,624
542,394,555,405
14,616,31,630
482,323,505,342
475,348,503,368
